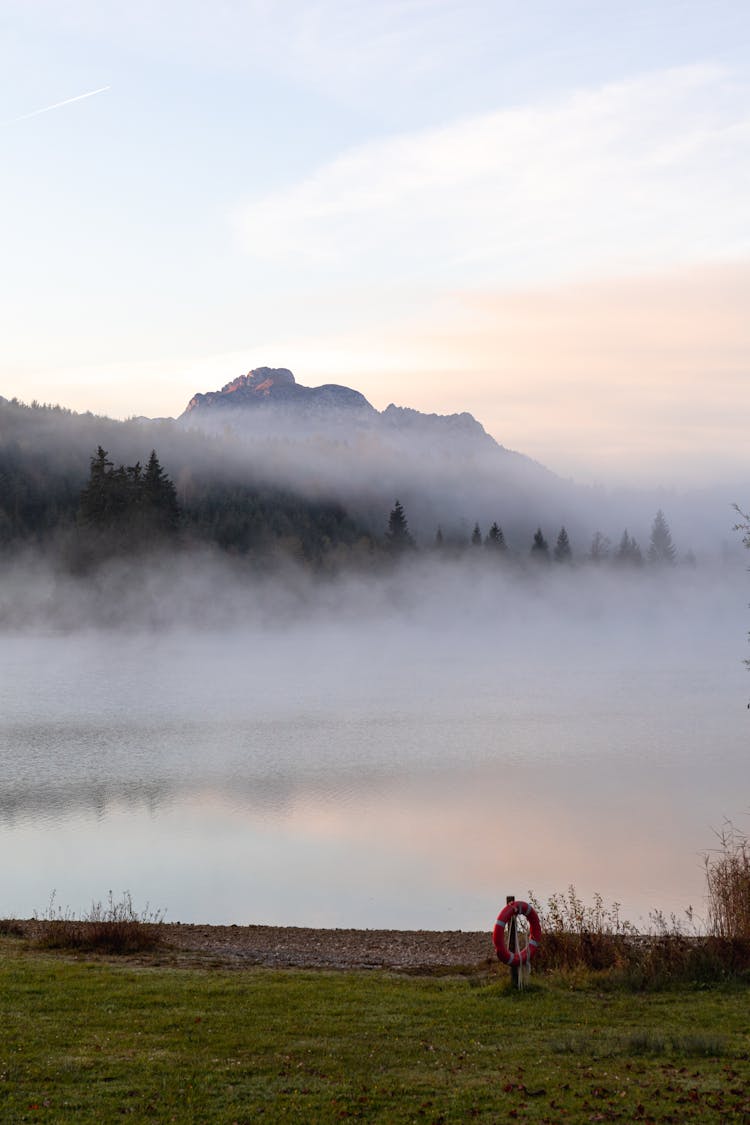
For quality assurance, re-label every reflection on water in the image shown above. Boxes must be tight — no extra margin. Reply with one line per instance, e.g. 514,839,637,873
1,566,747,928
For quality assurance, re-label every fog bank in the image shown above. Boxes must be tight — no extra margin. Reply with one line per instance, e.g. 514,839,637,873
1,544,747,928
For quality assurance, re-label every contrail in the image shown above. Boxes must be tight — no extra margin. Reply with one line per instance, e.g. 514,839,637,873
9,85,111,124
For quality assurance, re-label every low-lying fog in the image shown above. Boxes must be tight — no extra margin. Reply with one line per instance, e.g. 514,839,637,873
1,553,747,930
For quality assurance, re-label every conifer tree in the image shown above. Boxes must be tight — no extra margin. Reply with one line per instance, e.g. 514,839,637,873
385,499,415,553
553,526,572,563
434,525,444,549
77,446,115,528
77,446,180,544
647,509,676,565
588,530,610,563
77,447,137,530
485,522,507,551
615,529,643,566
142,450,180,534
530,527,550,561
471,522,482,547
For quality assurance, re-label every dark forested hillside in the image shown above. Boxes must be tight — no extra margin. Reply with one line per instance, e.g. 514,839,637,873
0,396,731,571
0,399,369,564
0,402,85,544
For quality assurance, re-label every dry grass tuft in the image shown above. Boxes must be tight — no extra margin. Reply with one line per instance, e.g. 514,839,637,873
530,886,638,972
528,885,750,988
705,822,750,939
35,891,164,955
0,918,26,937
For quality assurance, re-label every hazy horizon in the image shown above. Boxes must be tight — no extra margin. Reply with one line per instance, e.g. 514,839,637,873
2,552,747,928
5,368,750,499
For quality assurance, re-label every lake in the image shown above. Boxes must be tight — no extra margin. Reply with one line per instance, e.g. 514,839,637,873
1,558,747,931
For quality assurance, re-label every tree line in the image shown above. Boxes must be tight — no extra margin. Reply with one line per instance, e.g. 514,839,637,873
0,437,368,566
385,500,684,566
73,446,367,565
0,422,700,572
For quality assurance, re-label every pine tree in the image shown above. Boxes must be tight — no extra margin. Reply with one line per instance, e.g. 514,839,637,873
615,529,643,566
485,522,507,551
588,531,610,563
530,527,550,561
434,525,444,548
385,499,415,553
647,509,676,565
553,526,572,563
77,446,115,528
471,522,482,547
142,450,180,535
77,446,180,544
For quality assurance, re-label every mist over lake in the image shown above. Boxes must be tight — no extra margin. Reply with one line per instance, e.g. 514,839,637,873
1,555,746,930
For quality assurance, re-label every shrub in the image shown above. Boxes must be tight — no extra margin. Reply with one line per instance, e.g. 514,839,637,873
705,822,750,939
528,886,750,988
530,886,637,973
35,891,164,954
0,918,26,937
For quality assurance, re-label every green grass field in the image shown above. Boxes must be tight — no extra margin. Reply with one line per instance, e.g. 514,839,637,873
1,937,749,1123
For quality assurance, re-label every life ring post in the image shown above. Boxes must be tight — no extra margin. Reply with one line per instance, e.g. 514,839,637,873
506,895,519,988
492,896,542,988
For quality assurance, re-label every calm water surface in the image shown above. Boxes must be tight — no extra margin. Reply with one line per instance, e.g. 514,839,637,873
1,565,747,929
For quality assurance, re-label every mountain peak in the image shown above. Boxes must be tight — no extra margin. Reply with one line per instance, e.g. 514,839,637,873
181,367,374,419
221,368,296,395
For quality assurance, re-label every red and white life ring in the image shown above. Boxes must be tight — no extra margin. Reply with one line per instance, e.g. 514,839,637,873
492,900,542,966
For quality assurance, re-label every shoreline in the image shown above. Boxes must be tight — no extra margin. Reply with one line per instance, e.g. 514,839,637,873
7,920,496,972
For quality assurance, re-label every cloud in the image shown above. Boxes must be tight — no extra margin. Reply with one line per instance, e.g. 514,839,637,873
238,65,750,286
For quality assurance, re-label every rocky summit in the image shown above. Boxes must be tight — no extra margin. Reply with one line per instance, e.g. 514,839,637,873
178,367,503,454
181,367,375,418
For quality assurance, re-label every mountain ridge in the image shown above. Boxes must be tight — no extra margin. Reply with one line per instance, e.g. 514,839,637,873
174,365,578,544
0,372,730,556
180,366,525,459
182,366,376,419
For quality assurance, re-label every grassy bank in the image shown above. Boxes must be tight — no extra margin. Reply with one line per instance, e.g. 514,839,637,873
1,937,749,1123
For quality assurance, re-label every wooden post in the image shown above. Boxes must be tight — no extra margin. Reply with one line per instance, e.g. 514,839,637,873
506,894,519,988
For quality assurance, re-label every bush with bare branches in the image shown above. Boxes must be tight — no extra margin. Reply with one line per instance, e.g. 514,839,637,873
35,891,164,954
705,822,750,939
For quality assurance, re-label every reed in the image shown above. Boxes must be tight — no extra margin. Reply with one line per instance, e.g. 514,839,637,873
529,885,750,987
705,822,750,939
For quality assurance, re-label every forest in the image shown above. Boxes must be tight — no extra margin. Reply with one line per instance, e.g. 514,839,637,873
0,399,366,567
0,397,688,571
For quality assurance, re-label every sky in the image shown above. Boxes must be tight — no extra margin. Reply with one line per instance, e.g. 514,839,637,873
2,0,749,486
